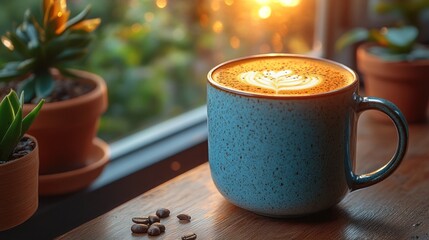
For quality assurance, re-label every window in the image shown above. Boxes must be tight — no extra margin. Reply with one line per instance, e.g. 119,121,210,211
0,0,322,142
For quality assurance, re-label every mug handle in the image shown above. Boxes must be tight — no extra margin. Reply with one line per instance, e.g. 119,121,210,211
347,94,409,191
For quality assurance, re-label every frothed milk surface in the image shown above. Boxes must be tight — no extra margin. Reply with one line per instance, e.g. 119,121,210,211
210,55,355,96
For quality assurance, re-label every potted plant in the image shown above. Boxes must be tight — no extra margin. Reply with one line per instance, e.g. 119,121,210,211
336,0,429,123
0,0,109,195
0,90,43,231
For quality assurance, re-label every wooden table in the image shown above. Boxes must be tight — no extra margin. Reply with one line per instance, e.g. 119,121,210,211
59,113,429,240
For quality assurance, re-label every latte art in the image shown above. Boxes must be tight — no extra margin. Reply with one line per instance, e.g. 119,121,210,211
239,70,321,94
209,55,355,96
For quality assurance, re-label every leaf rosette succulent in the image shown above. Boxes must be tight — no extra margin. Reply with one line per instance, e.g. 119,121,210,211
336,0,429,61
0,0,101,102
0,90,44,163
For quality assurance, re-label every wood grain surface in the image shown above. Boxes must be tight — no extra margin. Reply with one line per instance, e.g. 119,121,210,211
59,113,429,240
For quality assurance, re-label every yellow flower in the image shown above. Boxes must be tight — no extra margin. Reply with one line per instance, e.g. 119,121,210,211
43,0,70,35
70,18,101,32
43,0,100,35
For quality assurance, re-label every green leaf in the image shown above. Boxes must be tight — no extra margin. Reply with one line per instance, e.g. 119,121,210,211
22,98,44,134
0,93,14,141
407,46,429,61
0,108,22,161
47,33,91,57
15,26,30,43
385,26,418,52
19,91,24,105
336,28,369,51
65,5,91,30
368,46,408,61
0,68,24,81
3,61,21,70
17,58,36,72
55,48,88,62
18,75,36,103
26,25,40,52
7,90,21,116
22,10,40,51
0,61,23,81
34,72,54,99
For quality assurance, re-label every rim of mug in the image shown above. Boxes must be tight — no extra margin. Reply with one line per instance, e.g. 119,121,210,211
207,53,359,99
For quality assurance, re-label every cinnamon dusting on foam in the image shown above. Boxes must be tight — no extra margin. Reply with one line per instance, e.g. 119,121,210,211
211,56,354,96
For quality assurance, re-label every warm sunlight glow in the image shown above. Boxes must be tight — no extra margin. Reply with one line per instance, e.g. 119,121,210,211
212,21,224,33
279,0,301,7
211,0,220,11
288,36,311,53
255,0,301,7
258,5,272,19
224,0,234,6
156,0,167,9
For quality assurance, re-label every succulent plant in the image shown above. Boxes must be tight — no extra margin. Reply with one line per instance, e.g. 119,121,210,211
336,0,429,61
336,26,429,61
0,90,44,163
0,0,101,102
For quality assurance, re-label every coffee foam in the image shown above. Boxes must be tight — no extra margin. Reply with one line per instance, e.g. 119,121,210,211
211,56,355,96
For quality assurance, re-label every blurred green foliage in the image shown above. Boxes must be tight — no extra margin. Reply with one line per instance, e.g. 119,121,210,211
86,0,207,141
0,0,207,141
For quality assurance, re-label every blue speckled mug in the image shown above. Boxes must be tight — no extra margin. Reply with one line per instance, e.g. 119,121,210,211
207,54,408,217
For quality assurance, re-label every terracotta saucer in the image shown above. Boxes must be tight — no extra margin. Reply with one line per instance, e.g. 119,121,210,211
39,138,109,196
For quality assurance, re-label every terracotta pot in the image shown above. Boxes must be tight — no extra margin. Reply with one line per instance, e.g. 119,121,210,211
23,70,108,175
39,138,109,196
0,135,39,231
357,43,429,123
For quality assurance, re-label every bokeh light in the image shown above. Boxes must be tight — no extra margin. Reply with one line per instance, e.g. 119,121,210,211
224,0,234,6
279,0,301,7
156,0,167,9
258,6,272,19
212,20,224,33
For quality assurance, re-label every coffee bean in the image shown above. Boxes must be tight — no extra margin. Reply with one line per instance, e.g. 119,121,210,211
177,213,191,221
156,208,170,218
182,232,197,240
151,222,165,232
132,217,150,224
147,225,161,236
131,224,148,234
149,215,160,224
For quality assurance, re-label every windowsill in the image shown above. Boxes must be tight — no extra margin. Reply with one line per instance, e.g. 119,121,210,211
0,106,208,240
